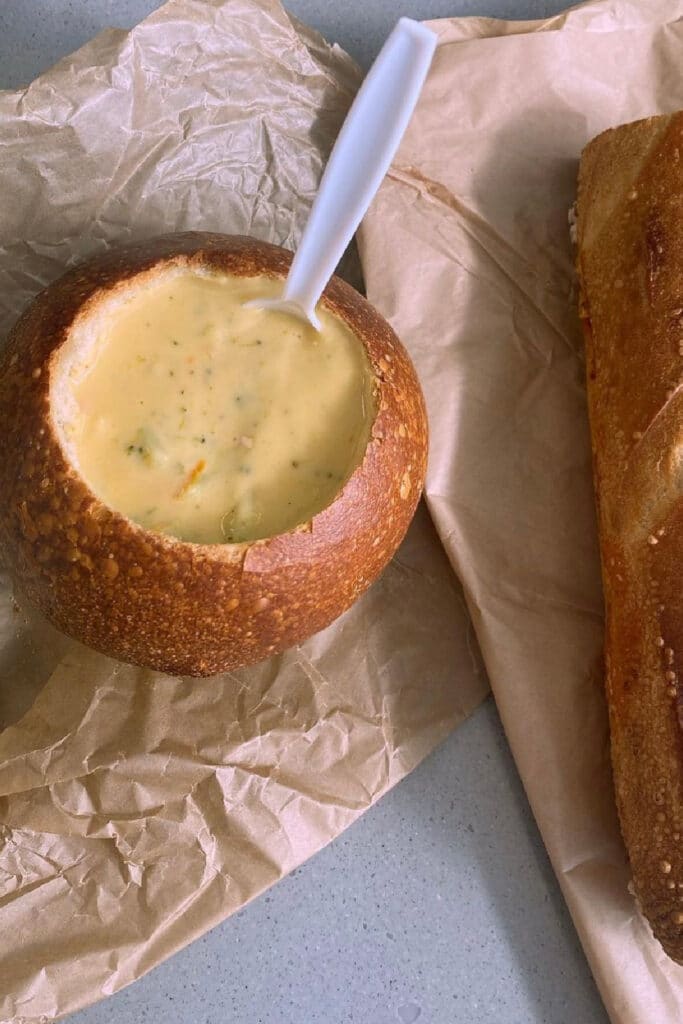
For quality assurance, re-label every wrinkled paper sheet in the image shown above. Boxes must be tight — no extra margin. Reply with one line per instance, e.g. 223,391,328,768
358,2,683,1021
0,3,489,1020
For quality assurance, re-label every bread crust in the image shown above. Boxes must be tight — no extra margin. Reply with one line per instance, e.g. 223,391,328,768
577,112,683,961
0,233,427,676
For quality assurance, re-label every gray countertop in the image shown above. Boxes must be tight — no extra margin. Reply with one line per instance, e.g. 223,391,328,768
0,3,609,1022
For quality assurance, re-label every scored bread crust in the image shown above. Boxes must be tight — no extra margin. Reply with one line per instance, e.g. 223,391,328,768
577,112,683,961
0,233,427,677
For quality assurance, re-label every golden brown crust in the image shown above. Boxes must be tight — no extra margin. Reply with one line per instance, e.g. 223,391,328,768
577,113,683,961
0,233,427,676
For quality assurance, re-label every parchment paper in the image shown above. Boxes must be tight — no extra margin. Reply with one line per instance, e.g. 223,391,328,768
0,3,489,1020
358,2,683,1022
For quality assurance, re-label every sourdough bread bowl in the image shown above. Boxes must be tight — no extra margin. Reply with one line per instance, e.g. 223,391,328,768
0,232,427,677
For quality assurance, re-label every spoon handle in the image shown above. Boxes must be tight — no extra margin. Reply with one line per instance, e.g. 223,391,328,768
282,17,437,324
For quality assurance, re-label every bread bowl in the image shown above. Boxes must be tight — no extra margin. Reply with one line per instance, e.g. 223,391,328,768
576,111,683,961
0,232,427,677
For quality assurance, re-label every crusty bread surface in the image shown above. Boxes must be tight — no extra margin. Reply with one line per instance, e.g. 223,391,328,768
577,112,683,961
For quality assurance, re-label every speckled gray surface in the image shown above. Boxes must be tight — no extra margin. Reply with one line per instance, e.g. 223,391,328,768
0,2,609,1023
68,704,609,1024
6,0,571,81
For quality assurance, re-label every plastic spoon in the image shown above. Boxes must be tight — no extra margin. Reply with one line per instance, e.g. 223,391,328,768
247,17,437,330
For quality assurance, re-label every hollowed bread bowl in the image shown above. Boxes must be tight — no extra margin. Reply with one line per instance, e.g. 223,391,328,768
0,232,427,676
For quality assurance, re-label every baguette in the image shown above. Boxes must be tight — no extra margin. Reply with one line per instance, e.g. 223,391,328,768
577,111,683,961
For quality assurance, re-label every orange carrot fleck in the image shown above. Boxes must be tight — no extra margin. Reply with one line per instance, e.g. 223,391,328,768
174,459,206,499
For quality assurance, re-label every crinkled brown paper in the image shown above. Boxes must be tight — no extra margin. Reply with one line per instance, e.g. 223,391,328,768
358,2,683,1022
0,3,489,1020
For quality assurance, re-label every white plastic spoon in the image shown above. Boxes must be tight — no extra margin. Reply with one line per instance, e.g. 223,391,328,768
247,17,437,329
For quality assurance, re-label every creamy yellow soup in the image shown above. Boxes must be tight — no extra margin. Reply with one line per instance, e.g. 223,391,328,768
60,271,376,544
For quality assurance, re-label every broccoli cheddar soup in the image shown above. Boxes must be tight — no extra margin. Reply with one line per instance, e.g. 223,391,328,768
58,271,376,544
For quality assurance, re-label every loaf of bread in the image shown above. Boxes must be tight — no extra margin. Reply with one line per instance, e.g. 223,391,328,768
577,111,683,961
